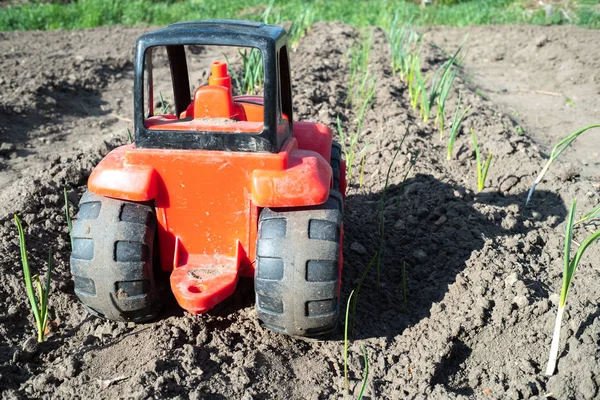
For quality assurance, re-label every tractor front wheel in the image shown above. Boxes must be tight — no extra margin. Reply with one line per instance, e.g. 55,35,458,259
255,192,343,337
70,191,163,322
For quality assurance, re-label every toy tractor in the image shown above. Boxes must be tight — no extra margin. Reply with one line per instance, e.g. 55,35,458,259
70,20,346,337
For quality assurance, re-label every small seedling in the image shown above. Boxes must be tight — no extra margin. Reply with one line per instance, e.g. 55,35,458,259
402,261,408,310
356,73,376,131
435,66,458,139
447,92,471,160
376,133,408,288
397,151,419,209
350,253,377,335
337,115,371,187
126,127,133,143
470,129,492,192
358,344,369,399
347,33,375,109
576,203,600,225
344,290,369,398
158,91,169,115
14,215,53,343
429,37,465,132
388,15,421,82
407,54,424,111
63,188,74,250
341,32,376,187
344,289,355,393
546,199,600,375
526,124,600,204
359,151,368,188
238,48,264,95
350,132,409,331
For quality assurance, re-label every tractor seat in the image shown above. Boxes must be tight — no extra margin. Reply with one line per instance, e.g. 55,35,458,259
146,61,264,132
182,61,246,121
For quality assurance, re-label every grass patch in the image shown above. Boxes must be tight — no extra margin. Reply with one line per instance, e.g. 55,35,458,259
1,0,598,31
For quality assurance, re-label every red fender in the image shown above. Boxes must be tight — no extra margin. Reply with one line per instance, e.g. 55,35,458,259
88,144,158,202
251,147,332,208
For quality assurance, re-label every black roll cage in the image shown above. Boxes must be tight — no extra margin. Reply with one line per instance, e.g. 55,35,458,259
133,20,294,153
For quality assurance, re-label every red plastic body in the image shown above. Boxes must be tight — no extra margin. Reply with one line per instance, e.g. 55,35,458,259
88,62,342,314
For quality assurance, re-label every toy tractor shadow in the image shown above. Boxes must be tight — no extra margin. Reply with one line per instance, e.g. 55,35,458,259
337,173,567,341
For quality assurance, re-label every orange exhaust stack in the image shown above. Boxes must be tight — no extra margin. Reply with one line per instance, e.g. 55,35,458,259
208,61,232,92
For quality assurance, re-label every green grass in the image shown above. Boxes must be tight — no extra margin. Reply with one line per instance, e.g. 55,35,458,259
14,215,53,343
546,199,600,376
1,0,598,31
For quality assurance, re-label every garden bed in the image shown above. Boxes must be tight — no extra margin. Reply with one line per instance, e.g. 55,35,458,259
0,21,599,399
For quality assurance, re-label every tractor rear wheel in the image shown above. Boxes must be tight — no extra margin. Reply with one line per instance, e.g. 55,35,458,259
70,191,162,322
255,192,343,337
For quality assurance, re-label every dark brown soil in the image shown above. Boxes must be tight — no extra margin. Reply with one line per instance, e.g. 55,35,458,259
1,22,599,400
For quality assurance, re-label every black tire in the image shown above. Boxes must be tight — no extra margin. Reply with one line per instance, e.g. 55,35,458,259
70,191,162,322
331,141,342,192
255,192,343,337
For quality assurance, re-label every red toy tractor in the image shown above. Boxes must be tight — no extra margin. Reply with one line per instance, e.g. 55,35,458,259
70,20,346,337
